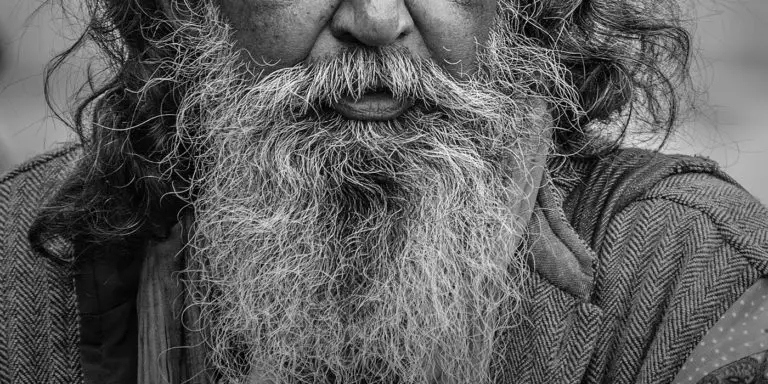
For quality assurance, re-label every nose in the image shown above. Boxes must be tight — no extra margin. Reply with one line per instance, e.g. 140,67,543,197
331,0,414,47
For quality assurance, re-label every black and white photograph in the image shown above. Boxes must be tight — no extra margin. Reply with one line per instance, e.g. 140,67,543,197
1,1,766,383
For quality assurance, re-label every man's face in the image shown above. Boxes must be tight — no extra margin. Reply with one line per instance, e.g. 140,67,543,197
160,1,566,383
213,0,497,122
219,0,496,79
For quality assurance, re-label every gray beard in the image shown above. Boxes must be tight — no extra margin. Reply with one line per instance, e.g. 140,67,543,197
156,2,570,383
187,114,535,384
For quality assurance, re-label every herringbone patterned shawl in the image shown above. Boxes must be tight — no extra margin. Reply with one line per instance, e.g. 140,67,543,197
559,151,768,384
0,146,83,384
1,147,767,384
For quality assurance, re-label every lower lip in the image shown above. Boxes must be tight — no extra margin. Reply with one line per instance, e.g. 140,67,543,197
332,92,413,121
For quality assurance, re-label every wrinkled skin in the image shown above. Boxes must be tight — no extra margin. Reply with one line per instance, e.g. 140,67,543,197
214,0,497,79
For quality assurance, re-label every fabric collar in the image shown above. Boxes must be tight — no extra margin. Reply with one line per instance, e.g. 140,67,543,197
526,174,596,302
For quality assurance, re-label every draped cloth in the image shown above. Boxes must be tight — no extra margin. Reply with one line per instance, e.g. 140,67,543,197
137,223,211,384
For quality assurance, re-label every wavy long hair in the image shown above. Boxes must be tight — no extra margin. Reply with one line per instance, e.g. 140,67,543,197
33,0,692,259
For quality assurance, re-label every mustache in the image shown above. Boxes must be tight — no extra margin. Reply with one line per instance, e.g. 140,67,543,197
210,46,531,125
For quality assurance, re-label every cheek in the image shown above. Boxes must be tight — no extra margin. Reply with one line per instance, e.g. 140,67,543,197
217,0,497,78
409,0,496,77
218,0,337,76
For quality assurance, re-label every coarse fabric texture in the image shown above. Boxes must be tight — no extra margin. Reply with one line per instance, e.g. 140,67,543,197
0,145,767,384
0,145,82,384
496,150,768,384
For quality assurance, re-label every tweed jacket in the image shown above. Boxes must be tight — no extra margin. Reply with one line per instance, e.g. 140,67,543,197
1,145,767,384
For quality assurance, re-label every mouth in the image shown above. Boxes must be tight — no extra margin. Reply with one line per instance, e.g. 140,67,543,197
331,89,413,121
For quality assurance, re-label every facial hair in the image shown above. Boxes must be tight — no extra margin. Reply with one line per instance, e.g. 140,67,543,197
154,2,575,383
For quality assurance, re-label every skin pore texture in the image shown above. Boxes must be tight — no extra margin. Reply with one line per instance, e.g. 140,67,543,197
215,0,497,79
148,0,575,383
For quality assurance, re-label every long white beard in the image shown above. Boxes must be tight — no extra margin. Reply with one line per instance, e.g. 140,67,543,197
155,2,572,383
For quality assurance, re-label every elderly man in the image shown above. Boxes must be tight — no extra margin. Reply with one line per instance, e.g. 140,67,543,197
1,0,767,383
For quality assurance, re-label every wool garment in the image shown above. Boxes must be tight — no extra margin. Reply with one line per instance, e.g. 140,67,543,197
1,145,767,384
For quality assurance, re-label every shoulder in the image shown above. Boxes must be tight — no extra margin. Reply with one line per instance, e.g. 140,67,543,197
591,165,768,309
0,144,82,190
0,144,82,229
569,148,768,304
0,144,84,383
0,143,82,270
560,148,768,383
563,148,767,272
641,170,767,267
0,141,83,273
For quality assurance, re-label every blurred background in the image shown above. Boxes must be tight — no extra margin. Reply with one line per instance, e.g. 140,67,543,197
0,0,766,202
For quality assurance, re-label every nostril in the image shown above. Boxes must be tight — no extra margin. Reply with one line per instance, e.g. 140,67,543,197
329,0,414,48
334,30,362,45
331,31,408,48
